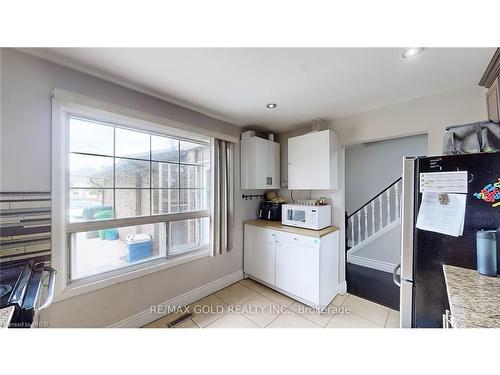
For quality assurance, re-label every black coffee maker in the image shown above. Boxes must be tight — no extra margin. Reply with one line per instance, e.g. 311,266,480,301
258,201,283,221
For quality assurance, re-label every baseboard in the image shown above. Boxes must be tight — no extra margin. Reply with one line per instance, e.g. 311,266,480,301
338,281,347,294
109,269,244,328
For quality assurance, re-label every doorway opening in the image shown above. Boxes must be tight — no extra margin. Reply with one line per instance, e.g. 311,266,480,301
345,133,428,309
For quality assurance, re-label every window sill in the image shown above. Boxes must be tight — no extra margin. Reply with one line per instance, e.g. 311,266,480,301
54,248,211,302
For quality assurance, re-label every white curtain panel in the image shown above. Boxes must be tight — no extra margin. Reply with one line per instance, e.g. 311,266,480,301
213,139,234,255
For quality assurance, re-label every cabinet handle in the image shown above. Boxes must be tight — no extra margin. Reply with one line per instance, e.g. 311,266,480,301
266,177,272,185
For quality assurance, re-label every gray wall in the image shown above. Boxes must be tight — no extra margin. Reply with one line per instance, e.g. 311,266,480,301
345,134,428,215
0,48,260,327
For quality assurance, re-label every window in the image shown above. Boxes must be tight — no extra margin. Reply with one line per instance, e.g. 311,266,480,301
59,111,212,287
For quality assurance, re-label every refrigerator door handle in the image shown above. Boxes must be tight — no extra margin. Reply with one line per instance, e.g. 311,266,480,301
401,157,416,281
392,263,401,287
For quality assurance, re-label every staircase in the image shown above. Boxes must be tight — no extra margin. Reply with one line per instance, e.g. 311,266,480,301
347,177,402,251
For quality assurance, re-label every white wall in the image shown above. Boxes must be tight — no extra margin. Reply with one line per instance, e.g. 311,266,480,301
0,48,261,327
345,134,428,215
279,84,488,286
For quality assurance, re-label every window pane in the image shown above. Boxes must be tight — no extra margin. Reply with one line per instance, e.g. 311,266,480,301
169,217,209,257
69,189,114,223
152,162,179,188
180,141,205,165
70,153,113,188
69,117,114,156
179,189,202,212
152,189,179,214
115,158,150,188
70,222,165,280
202,165,211,190
115,189,150,218
152,136,178,162
180,165,202,188
115,128,150,160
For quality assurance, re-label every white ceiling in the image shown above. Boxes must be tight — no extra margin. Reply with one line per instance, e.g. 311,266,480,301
24,48,495,132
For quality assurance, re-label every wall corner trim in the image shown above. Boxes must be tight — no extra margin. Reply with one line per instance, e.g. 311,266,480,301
108,269,243,328
338,281,347,295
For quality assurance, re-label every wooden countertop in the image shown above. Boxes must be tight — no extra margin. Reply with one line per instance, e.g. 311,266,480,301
443,265,500,328
244,219,339,238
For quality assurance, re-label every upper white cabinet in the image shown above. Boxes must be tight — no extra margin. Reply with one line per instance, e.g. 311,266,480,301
241,136,280,189
288,129,337,190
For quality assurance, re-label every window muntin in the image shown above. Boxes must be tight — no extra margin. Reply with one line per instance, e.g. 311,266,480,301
66,115,211,283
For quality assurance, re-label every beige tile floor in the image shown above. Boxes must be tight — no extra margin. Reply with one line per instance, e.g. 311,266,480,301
143,278,400,328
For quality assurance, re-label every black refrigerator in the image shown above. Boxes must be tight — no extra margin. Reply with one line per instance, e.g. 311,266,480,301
399,152,500,328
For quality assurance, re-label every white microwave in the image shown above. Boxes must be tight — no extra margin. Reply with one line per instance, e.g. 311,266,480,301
281,204,331,230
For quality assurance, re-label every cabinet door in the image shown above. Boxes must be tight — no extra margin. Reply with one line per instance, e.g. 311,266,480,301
267,141,280,188
244,225,276,285
275,239,319,304
254,137,270,189
486,78,500,123
288,130,334,190
241,137,271,189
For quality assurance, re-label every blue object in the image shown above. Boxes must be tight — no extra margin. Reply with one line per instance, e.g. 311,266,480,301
126,234,153,262
476,229,500,276
105,229,119,241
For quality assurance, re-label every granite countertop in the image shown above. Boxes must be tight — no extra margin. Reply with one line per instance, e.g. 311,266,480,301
244,219,339,238
443,264,500,328
0,306,15,328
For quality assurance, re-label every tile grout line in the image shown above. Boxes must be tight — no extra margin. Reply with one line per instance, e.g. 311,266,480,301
383,310,390,328
342,294,389,327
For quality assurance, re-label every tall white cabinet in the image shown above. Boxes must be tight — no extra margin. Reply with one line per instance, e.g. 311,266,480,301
241,136,280,189
288,129,337,190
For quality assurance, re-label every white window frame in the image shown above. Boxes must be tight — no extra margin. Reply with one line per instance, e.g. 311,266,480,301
52,98,213,302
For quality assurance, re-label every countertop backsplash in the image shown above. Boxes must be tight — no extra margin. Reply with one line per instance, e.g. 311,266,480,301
0,192,52,263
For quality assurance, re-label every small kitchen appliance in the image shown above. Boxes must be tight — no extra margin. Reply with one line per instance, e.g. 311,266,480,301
476,229,500,276
258,201,283,221
281,204,331,230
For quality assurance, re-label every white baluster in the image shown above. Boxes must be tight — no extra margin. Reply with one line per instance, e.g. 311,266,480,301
394,181,400,219
350,216,355,247
371,200,376,235
386,188,391,225
357,211,361,244
364,206,368,240
379,195,383,229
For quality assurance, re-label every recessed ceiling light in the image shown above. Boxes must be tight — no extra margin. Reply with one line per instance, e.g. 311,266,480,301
401,47,424,59
266,103,278,109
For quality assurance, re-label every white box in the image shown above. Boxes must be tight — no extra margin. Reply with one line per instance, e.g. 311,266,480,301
241,130,256,140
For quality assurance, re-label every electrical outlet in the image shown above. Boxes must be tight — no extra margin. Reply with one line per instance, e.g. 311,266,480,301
280,181,288,189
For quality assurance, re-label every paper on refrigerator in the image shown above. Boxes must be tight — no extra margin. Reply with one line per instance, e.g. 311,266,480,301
416,192,466,237
420,171,468,193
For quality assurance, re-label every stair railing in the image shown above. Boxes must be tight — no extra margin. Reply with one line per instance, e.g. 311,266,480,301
347,177,402,249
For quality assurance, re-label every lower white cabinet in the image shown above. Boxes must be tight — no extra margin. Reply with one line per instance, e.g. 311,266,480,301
244,223,339,309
